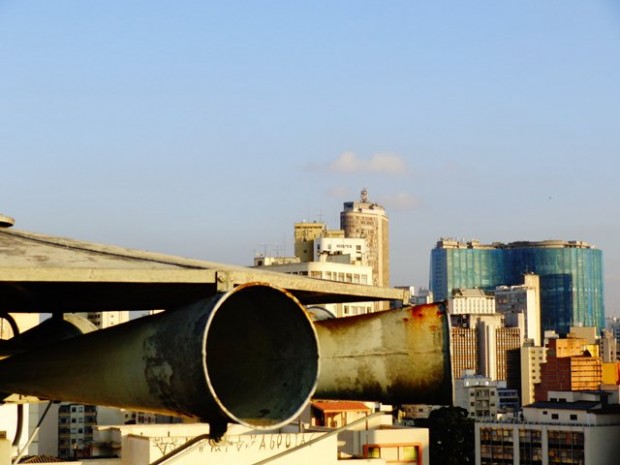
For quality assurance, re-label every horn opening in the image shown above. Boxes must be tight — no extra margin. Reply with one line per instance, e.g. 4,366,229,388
205,284,319,428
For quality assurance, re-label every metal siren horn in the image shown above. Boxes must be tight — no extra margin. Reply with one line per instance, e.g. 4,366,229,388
0,283,320,438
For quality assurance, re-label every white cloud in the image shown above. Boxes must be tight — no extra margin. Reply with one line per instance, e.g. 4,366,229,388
329,152,409,175
378,192,422,211
326,186,351,199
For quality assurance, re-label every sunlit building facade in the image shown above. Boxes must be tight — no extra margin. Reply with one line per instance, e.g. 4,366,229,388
341,188,389,288
430,239,604,333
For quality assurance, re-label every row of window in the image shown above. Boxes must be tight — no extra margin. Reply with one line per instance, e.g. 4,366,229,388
541,411,579,421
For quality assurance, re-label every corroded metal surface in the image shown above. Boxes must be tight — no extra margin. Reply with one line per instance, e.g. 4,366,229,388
0,283,319,431
314,302,452,405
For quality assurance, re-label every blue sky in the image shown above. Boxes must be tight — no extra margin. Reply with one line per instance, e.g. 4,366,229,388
1,1,619,314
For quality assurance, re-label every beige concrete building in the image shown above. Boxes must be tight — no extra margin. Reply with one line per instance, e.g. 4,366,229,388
294,221,329,262
521,344,548,406
340,188,389,288
476,390,620,465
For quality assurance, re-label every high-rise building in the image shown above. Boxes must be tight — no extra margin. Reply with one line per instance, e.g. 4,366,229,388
449,313,521,388
430,239,604,333
340,188,389,288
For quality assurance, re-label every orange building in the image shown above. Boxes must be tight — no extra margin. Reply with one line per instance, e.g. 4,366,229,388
534,337,602,402
602,361,620,385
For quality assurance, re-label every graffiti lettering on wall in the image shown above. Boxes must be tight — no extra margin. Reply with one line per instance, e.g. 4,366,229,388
152,433,317,456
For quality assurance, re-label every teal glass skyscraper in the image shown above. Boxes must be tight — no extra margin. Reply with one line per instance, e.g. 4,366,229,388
430,239,604,333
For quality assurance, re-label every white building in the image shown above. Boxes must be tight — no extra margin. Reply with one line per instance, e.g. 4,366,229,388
252,259,374,317
600,329,617,363
84,311,129,329
454,371,502,420
475,390,620,465
315,237,368,266
0,313,41,458
495,274,542,346
449,289,496,315
606,316,620,342
88,413,430,465
409,287,433,306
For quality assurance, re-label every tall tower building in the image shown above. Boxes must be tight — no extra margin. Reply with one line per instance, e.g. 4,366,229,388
340,188,390,288
430,239,604,333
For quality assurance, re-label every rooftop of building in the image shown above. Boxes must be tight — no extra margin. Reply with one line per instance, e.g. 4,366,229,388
527,400,602,411
436,238,596,250
311,401,372,413
451,288,493,298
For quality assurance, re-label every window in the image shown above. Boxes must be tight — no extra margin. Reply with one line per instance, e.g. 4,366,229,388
551,414,559,420
570,414,578,421
364,444,421,464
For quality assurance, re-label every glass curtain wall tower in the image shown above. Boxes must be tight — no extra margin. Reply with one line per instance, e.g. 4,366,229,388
430,239,604,333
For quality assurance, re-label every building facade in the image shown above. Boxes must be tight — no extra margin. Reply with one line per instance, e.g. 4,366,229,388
535,337,603,402
449,288,496,315
496,273,542,346
58,404,97,459
454,372,501,419
430,239,605,333
252,259,374,317
340,188,389,288
521,344,548,406
450,313,521,388
475,390,620,465
293,221,344,262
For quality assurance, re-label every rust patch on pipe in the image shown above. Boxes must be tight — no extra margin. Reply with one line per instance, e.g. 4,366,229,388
315,302,452,405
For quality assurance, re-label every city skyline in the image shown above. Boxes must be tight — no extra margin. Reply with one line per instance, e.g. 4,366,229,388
2,1,619,314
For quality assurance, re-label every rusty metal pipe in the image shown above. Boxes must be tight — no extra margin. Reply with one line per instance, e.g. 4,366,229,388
0,283,320,431
314,302,452,405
